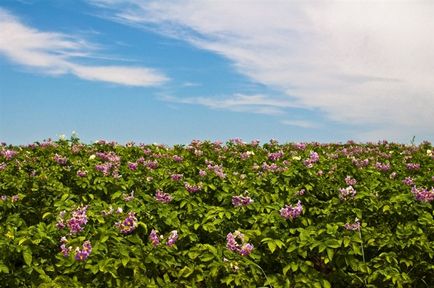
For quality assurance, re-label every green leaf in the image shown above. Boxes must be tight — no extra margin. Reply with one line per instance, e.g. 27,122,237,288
0,263,9,273
42,212,52,219
326,248,335,261
121,257,129,267
283,264,291,276
268,241,277,253
23,250,32,266
322,279,332,288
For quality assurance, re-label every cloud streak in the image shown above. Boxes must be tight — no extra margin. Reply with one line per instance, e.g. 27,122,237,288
89,0,434,141
161,93,301,115
0,8,168,87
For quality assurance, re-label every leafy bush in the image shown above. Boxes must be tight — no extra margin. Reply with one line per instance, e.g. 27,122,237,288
0,138,433,287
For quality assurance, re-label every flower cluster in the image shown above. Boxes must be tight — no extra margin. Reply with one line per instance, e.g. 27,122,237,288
232,195,253,207
240,151,254,160
303,151,319,167
123,191,134,202
261,162,280,172
74,240,92,261
166,230,178,247
115,212,138,234
57,206,89,234
268,151,284,161
280,200,303,220
185,182,202,193
1,149,17,160
148,230,178,247
406,163,420,171
155,190,172,203
375,162,391,172
344,219,361,231
54,154,67,165
76,170,87,177
127,162,138,170
403,177,414,186
172,155,183,162
345,176,357,186
207,163,226,179
226,231,254,256
95,152,121,177
339,186,356,200
171,173,183,181
60,237,72,257
352,158,369,168
411,186,434,203
144,160,158,170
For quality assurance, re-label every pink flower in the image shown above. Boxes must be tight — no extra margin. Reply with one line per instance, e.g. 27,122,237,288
149,229,160,247
280,200,303,220
155,190,172,203
232,195,253,207
166,230,178,247
339,186,356,200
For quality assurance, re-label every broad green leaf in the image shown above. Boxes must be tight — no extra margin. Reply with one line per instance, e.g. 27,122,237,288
23,250,32,266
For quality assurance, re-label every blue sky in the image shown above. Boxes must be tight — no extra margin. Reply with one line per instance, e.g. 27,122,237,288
1,0,433,145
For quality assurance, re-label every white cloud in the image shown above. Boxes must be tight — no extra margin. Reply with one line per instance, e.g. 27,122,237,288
0,8,167,86
161,93,301,115
89,0,434,141
281,120,318,129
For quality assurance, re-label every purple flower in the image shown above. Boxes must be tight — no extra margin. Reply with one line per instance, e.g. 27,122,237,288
123,191,135,202
60,243,72,257
280,200,303,220
171,174,183,181
403,177,414,186
239,243,254,256
226,231,253,256
54,154,67,165
375,162,390,172
296,189,306,196
185,182,202,193
66,206,89,234
345,176,357,186
1,150,17,160
172,155,183,162
207,164,226,179
166,230,178,247
11,194,19,202
155,190,172,203
268,151,284,161
339,186,356,200
76,170,87,177
411,186,434,203
149,229,160,247
406,163,420,171
198,170,207,177
232,195,253,207
74,240,92,261
0,195,7,201
344,219,361,231
128,162,138,171
116,212,138,234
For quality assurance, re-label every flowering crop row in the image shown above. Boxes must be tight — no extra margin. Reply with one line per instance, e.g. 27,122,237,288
0,138,433,287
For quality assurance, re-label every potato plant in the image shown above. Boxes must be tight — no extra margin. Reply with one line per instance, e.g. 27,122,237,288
0,138,433,287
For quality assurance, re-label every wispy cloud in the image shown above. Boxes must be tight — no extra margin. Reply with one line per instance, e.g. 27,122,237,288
88,0,434,141
161,93,300,115
281,120,318,129
0,8,168,86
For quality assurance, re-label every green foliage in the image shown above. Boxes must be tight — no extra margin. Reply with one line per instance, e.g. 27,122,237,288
0,138,433,287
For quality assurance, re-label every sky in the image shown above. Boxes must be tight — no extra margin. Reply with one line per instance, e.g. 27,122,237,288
1,0,433,145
